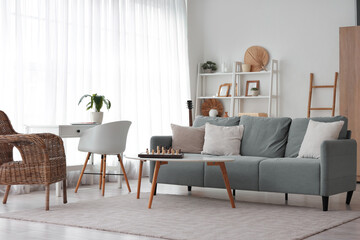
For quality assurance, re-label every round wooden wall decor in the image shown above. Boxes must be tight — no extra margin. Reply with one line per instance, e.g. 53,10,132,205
201,99,224,117
244,46,269,72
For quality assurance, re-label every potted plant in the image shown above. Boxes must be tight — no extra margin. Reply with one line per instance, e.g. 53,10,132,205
78,93,111,124
202,61,217,73
250,87,259,96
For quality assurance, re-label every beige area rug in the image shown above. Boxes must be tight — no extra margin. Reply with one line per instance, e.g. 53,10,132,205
0,193,360,240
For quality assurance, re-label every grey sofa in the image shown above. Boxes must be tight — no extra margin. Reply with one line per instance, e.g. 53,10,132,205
149,115,357,211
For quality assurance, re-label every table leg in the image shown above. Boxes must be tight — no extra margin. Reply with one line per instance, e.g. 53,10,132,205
148,161,167,208
218,162,235,208
137,160,144,199
148,161,161,208
207,162,235,208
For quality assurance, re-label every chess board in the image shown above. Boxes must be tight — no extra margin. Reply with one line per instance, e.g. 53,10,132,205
138,153,184,159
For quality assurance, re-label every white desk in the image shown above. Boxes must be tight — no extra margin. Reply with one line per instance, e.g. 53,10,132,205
25,124,123,197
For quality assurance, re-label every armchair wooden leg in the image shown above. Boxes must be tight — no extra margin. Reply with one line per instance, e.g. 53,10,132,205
63,179,67,204
45,184,50,211
118,154,131,192
2,185,11,204
99,155,104,189
75,152,91,193
102,155,107,196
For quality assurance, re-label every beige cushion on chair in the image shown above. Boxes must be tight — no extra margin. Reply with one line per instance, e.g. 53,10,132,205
171,124,205,153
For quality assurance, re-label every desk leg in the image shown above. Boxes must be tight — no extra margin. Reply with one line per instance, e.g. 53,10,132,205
137,160,144,199
148,161,167,209
55,182,62,197
89,153,95,185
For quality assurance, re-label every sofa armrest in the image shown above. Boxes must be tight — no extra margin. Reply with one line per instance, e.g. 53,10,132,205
149,136,172,182
320,139,357,196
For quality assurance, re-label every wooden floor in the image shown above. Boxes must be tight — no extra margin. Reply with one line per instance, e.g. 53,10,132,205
0,178,360,240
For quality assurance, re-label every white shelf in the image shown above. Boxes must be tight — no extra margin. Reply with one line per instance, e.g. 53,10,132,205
195,60,279,117
234,95,270,99
197,95,270,99
234,71,271,75
199,72,233,76
197,96,231,99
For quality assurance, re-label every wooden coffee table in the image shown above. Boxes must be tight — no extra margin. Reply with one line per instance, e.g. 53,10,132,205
126,154,235,209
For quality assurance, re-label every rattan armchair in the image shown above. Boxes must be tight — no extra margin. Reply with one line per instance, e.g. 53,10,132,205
0,110,67,210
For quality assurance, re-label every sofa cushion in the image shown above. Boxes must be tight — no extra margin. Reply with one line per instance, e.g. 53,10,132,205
285,116,348,157
204,155,267,191
259,157,320,195
149,154,204,187
171,124,205,154
202,123,244,156
240,116,292,158
193,116,240,127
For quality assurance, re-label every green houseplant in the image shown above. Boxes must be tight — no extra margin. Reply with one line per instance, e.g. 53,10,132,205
201,61,217,73
78,93,111,123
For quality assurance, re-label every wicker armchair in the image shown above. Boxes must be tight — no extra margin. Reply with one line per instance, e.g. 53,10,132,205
0,110,67,210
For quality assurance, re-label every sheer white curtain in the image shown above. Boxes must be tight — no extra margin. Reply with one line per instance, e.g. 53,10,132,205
0,0,190,193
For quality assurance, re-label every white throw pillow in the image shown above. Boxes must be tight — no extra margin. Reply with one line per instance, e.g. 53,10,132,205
298,120,344,158
202,123,244,156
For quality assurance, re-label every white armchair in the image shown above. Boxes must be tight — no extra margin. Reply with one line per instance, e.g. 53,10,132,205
75,121,132,196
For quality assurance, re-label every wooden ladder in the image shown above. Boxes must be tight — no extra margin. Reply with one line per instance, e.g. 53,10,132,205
307,72,338,118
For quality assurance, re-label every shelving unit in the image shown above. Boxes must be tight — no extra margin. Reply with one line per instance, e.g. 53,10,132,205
195,60,279,117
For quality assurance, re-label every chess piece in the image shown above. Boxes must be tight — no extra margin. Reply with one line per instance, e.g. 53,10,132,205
146,148,149,154
171,149,175,155
152,149,154,154
157,146,160,154
176,149,179,155
162,147,165,155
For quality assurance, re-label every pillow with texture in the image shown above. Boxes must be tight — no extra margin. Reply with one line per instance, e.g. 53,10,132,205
171,124,205,153
298,120,344,159
202,123,244,156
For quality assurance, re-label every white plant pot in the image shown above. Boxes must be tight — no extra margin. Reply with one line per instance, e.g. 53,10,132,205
250,90,260,96
90,112,103,124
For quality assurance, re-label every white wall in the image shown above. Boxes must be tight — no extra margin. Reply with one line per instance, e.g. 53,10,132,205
188,0,356,118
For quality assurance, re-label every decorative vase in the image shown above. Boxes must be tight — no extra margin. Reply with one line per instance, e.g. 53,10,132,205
224,112,229,118
250,90,260,96
90,112,103,124
209,109,218,117
203,69,213,73
242,64,251,72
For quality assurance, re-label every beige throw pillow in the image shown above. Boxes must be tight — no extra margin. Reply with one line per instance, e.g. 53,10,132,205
202,123,244,156
171,124,205,153
298,120,344,158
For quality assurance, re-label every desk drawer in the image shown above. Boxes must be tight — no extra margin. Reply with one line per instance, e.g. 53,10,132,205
59,125,96,138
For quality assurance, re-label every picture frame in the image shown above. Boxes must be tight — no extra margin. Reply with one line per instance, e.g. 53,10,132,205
218,83,231,97
228,83,238,97
245,80,260,96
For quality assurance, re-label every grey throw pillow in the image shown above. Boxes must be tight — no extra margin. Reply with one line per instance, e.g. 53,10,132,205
193,116,240,127
171,124,205,153
240,116,292,158
285,116,348,157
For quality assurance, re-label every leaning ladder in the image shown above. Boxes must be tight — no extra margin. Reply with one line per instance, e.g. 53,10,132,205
307,72,338,118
